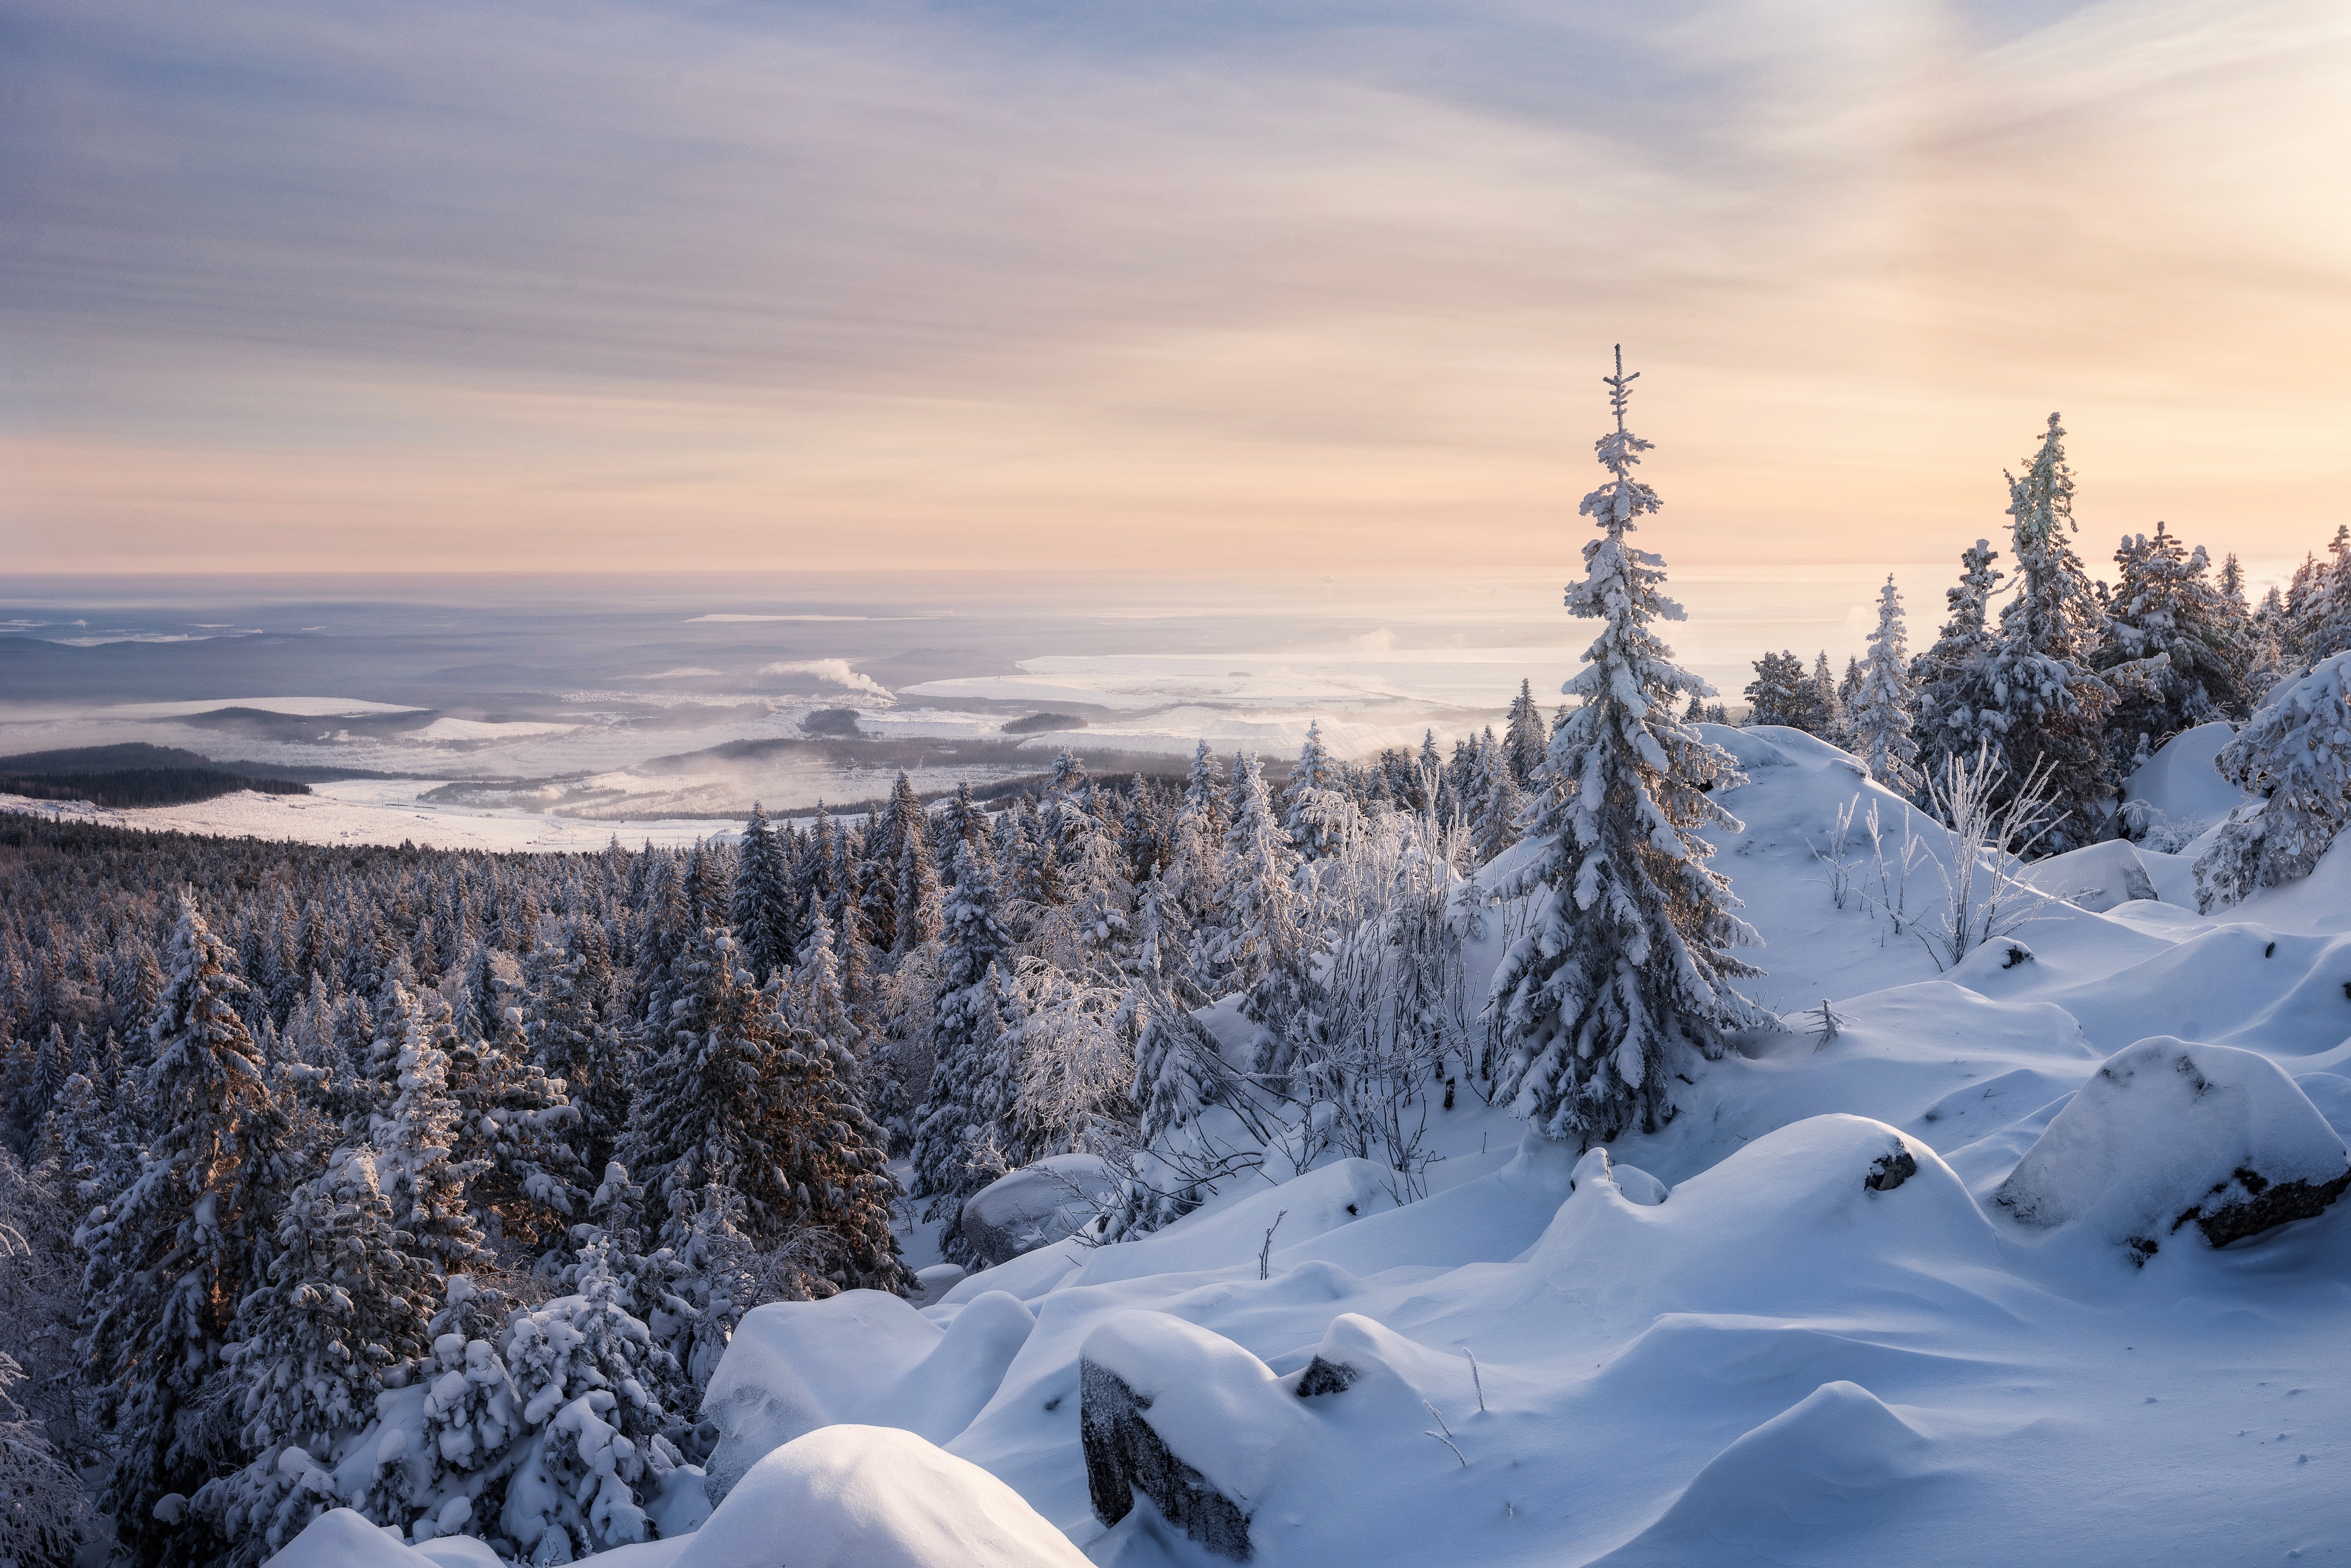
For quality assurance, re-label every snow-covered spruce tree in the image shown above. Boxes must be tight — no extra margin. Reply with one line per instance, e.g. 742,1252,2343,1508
1742,650,1812,729
2282,526,2350,665
1849,574,1921,798
2194,651,2351,910
446,1011,584,1258
1912,539,2006,783
1811,651,1846,744
1032,787,1134,983
1487,351,1771,1146
1973,413,2118,851
196,1148,441,1567
523,921,629,1186
1165,743,1227,969
371,988,496,1278
2096,521,2250,764
1280,721,1351,864
79,893,295,1567
499,1240,689,1564
910,837,1017,1254
1504,679,1548,787
729,804,799,982
1215,752,1315,1078
1470,729,1527,863
878,772,943,960
623,921,898,1290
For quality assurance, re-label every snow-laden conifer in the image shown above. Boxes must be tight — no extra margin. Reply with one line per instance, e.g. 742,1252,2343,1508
1971,413,2119,850
2098,521,2250,762
1487,350,1770,1146
2194,651,2351,910
79,893,295,1567
1849,574,1921,798
910,835,1017,1240
729,804,799,982
1213,753,1312,1074
1912,539,2006,782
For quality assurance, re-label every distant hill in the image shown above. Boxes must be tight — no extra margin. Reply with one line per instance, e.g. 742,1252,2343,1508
0,743,318,808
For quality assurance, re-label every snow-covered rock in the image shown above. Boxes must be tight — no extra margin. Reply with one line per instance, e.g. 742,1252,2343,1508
669,1425,1088,1568
2019,839,2159,913
959,1153,1117,1269
1079,1311,1307,1559
1993,1037,2351,1256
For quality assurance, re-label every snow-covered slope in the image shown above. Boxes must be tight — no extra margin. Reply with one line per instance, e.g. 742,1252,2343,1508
275,721,2351,1568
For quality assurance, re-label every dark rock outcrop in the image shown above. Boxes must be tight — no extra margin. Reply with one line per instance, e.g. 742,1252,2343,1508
1293,1356,1359,1398
1865,1144,1918,1192
1081,1357,1255,1560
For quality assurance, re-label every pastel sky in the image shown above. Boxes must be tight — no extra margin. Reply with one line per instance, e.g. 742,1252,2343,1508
3,0,2346,577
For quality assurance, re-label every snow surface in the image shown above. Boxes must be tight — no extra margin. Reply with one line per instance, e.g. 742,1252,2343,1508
0,782,749,852
267,714,2351,1566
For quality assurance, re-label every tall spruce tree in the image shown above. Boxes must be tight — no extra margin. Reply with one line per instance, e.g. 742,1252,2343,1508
730,804,799,982
910,836,1017,1249
79,894,295,1567
1973,412,2117,850
1487,350,1770,1145
1912,538,2007,784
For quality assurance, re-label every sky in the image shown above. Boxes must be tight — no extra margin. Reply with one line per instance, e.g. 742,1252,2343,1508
3,0,2346,580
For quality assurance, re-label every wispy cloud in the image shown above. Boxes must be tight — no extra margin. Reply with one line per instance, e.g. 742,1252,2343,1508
3,0,2346,574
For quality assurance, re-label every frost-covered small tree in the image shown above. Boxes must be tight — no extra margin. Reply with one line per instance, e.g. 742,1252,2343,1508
79,894,295,1567
523,921,629,1183
2285,526,2351,665
1849,574,1921,798
1487,351,1771,1146
2194,652,2351,910
1504,679,1548,787
197,1147,442,1567
1812,651,1846,744
1280,721,1358,865
227,1146,439,1457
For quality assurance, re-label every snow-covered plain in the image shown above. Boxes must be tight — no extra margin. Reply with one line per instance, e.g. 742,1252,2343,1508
276,723,2351,1565
0,782,750,852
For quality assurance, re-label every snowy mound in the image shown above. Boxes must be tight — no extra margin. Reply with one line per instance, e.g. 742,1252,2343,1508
1589,1381,1946,1566
2121,721,2251,843
701,1289,1033,1501
1993,1037,2351,1256
269,1511,443,1568
1532,1117,2002,1326
2019,839,2158,913
671,1425,1089,1568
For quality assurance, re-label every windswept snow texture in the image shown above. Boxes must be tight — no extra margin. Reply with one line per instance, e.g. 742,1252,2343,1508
280,720,2351,1567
